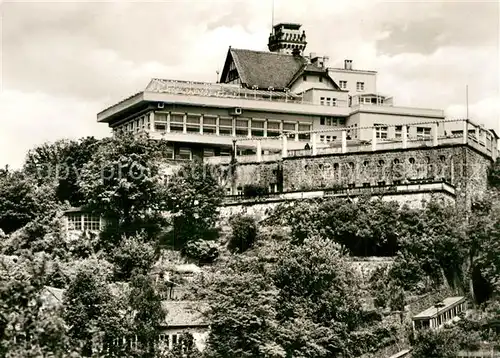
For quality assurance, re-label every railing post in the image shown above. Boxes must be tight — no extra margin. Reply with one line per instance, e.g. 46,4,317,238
432,122,438,146
341,131,347,153
182,113,187,134
199,114,204,134
256,140,262,162
312,133,317,155
149,112,155,133
282,135,288,158
462,120,468,144
372,127,377,151
166,112,171,133
402,125,408,149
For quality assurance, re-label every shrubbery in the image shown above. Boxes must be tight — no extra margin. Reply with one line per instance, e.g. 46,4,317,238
228,214,258,253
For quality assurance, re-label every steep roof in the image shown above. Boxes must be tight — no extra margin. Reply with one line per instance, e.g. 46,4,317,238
220,48,307,90
161,301,209,327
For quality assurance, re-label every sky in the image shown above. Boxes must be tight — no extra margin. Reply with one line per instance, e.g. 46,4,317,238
1,0,499,168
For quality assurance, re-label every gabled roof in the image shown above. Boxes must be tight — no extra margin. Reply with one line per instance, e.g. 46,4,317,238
287,64,341,90
161,301,209,327
220,48,308,90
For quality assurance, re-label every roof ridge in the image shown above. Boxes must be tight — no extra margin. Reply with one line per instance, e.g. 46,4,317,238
230,48,301,58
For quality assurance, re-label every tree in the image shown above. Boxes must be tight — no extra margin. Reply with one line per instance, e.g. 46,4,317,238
62,265,126,356
77,135,171,248
165,161,224,250
111,235,156,281
0,171,58,235
164,332,202,358
127,273,165,357
24,137,99,206
228,214,258,253
412,329,460,358
0,252,71,357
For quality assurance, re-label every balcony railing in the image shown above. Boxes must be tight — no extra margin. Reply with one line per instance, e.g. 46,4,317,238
146,78,349,107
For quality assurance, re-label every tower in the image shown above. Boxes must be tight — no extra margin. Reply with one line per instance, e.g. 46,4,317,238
268,23,307,55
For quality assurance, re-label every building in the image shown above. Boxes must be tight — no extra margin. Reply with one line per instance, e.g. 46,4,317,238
97,22,487,162
412,296,467,330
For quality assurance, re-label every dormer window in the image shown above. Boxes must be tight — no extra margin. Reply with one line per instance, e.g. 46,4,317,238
339,81,347,89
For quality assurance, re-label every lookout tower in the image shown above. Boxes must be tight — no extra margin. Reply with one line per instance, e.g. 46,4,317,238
268,23,307,55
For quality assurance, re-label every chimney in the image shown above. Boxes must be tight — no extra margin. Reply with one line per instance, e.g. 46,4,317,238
344,59,353,70
323,56,329,68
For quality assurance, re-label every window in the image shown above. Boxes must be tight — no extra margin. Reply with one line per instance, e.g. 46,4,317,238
320,135,325,142
319,77,323,83
325,97,330,106
303,75,307,81
203,148,215,157
339,80,347,89
236,118,249,136
170,113,184,132
267,121,281,137
363,183,370,187
374,124,388,139
251,120,265,137
219,117,233,135
320,97,325,106
67,213,82,231
298,124,311,141
320,117,325,125
356,82,365,91
203,116,217,134
178,147,192,160
417,127,431,139
395,126,402,138
67,213,101,232
165,146,174,159
331,98,337,106
393,158,400,165
338,118,346,126
409,157,416,164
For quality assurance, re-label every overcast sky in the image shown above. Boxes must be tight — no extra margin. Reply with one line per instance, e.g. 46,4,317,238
1,0,499,168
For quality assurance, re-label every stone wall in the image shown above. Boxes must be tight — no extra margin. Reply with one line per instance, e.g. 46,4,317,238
229,144,493,209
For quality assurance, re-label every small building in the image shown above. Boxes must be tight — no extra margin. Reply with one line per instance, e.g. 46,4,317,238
412,296,467,330
63,207,103,236
158,300,209,352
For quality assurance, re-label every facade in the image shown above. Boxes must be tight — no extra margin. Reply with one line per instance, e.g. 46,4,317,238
97,23,495,163
412,296,467,330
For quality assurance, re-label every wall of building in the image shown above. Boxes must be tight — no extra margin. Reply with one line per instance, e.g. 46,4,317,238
227,144,493,209
327,68,377,95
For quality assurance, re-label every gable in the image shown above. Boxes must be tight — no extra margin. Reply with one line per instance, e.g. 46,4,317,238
220,48,307,90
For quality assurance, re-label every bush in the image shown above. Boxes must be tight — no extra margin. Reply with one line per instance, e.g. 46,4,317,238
182,240,219,264
243,184,268,198
111,235,156,280
228,214,258,253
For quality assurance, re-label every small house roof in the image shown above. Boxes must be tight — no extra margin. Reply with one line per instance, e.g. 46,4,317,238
161,300,209,327
413,296,466,320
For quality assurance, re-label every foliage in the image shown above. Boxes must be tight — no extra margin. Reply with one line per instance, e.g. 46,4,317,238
182,239,220,264
163,332,202,358
126,273,165,357
243,183,269,197
77,135,171,247
228,214,258,253
488,157,500,189
0,171,58,235
411,329,460,358
0,252,72,357
24,137,99,206
111,235,156,281
165,161,224,250
62,265,126,356
203,234,399,358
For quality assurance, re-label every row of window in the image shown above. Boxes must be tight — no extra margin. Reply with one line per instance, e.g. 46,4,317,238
376,125,432,139
338,81,365,91
319,116,346,126
67,213,102,231
152,114,312,139
319,97,336,106
114,115,151,134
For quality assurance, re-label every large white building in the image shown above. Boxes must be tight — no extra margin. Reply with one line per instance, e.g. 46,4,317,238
97,22,497,161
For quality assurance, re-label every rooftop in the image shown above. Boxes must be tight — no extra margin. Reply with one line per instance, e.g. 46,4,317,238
161,300,209,327
413,296,466,320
